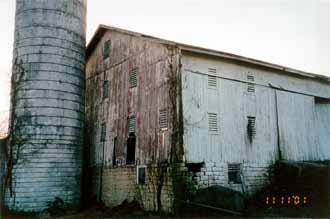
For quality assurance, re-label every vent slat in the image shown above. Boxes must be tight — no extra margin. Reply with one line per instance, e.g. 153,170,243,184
208,68,217,74
208,75,217,87
247,75,254,81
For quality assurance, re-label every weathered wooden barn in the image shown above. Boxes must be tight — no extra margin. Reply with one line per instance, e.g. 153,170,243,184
85,25,330,212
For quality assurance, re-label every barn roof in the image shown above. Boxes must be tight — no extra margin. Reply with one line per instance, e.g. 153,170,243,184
86,24,330,83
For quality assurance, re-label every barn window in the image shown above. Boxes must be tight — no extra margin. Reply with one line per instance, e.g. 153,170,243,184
130,68,138,88
103,40,111,59
128,116,136,134
228,163,242,184
103,80,109,99
100,123,106,142
247,74,255,93
208,113,218,134
137,166,146,185
159,109,168,130
247,116,256,142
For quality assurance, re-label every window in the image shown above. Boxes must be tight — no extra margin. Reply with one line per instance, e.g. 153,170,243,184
103,80,109,99
128,116,136,134
103,40,111,59
137,166,146,185
247,74,255,93
130,68,138,88
228,163,242,184
208,113,218,134
100,123,106,142
247,116,256,142
159,109,168,130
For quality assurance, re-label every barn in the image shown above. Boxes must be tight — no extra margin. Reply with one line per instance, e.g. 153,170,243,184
85,25,330,213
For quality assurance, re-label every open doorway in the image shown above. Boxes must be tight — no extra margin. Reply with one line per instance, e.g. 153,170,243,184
126,133,136,165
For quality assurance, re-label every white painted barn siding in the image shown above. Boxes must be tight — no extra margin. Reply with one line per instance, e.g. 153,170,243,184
181,52,330,193
315,103,330,160
181,53,280,164
276,91,319,160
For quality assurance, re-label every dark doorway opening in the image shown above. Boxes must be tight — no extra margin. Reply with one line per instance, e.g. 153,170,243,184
126,133,136,165
112,137,117,166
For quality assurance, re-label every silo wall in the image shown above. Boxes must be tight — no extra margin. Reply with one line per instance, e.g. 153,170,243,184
5,0,86,212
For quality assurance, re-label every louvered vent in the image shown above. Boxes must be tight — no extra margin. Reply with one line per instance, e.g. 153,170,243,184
208,68,217,74
247,74,255,93
130,68,138,88
208,75,217,87
208,68,217,88
247,116,256,142
101,123,106,142
128,116,136,134
159,109,168,129
103,40,111,59
228,163,242,184
208,113,218,134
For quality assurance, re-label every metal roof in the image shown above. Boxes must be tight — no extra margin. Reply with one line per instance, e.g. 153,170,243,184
86,24,330,83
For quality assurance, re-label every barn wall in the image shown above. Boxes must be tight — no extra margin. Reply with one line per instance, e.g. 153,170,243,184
86,31,178,168
181,52,329,194
181,53,278,164
85,30,182,211
276,91,320,160
315,102,330,160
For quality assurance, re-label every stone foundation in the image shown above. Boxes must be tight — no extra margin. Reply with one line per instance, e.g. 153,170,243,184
91,162,272,213
190,162,272,196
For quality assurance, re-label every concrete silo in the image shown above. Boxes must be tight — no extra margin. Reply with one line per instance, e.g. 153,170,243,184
5,0,87,211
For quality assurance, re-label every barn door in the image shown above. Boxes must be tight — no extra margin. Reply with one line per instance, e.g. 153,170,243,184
275,90,318,161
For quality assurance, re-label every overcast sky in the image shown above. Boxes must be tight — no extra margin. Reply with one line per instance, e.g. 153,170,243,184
0,0,329,115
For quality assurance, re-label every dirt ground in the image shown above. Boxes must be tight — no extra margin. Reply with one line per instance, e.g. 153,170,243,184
2,200,329,219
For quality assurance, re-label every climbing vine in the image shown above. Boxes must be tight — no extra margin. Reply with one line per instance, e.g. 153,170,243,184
3,58,48,203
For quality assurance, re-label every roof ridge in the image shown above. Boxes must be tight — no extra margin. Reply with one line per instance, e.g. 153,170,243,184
86,24,330,82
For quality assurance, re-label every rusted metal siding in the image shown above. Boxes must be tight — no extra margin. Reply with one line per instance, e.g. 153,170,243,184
181,52,330,164
86,30,179,169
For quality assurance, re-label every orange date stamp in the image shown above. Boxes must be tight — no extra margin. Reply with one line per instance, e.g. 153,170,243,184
265,195,309,206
